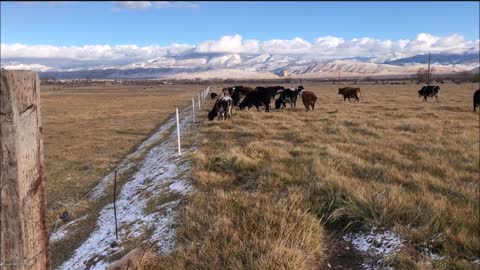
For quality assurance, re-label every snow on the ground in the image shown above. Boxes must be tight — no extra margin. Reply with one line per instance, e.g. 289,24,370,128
343,227,404,270
88,112,179,200
50,215,88,243
56,105,197,270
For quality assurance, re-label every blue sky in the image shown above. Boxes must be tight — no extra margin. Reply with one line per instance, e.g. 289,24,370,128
1,1,479,71
1,1,479,46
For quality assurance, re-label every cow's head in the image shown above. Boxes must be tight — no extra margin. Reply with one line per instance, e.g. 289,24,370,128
338,88,343,94
208,109,217,121
275,98,282,109
418,86,426,96
239,101,246,110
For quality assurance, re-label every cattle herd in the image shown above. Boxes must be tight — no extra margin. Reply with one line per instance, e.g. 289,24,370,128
207,84,480,120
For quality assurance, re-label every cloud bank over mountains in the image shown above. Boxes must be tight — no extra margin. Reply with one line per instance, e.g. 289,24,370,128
2,33,478,66
2,33,479,79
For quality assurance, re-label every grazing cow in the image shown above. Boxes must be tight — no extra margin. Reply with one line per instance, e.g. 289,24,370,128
338,87,361,102
239,86,284,112
256,86,284,99
275,87,301,109
418,85,440,102
473,89,480,112
232,86,254,95
298,87,317,111
210,92,218,100
208,96,233,120
239,90,268,112
230,86,254,106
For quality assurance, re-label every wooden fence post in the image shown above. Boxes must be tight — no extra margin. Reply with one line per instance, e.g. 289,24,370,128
0,70,51,270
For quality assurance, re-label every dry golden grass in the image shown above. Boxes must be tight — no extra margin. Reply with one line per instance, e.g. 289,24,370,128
41,84,202,223
148,82,479,269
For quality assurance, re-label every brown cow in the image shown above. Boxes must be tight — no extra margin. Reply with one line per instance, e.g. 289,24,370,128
299,87,317,111
338,87,361,102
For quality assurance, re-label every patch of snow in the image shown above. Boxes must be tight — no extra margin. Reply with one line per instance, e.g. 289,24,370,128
89,110,179,199
343,228,403,256
50,228,67,243
50,215,89,243
58,103,198,270
343,227,404,270
169,179,191,194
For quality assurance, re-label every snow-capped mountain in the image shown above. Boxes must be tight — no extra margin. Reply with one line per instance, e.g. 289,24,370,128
383,52,479,66
2,52,478,80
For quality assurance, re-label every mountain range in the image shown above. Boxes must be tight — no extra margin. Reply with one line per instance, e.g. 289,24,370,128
2,52,479,80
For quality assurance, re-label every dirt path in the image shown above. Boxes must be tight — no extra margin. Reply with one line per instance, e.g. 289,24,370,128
50,104,200,270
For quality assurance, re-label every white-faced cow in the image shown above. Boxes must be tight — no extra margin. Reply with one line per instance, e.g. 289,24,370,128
275,86,301,110
208,96,233,121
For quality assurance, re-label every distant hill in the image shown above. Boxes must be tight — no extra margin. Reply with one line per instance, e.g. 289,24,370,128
3,51,479,80
383,52,479,66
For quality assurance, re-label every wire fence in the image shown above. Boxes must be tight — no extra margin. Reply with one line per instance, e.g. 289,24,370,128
35,86,212,268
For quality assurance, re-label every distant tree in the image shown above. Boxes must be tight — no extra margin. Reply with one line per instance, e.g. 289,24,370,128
415,67,436,84
455,71,479,82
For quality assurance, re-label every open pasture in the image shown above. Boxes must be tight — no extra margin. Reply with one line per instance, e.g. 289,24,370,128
41,84,203,224
150,82,479,269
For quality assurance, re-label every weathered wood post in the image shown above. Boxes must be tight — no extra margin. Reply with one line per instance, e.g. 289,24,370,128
0,70,51,270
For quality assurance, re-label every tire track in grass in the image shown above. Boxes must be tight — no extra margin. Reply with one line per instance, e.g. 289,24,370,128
53,105,198,270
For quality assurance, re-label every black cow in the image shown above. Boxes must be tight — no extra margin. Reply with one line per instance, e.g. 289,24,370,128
418,85,440,102
255,86,284,99
239,86,284,112
230,86,254,106
275,87,301,109
210,92,218,100
474,89,480,112
208,96,233,120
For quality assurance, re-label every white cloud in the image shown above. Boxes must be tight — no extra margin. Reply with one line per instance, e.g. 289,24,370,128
113,1,152,9
195,34,260,54
262,37,312,54
113,1,198,10
0,43,168,60
2,64,55,72
1,33,478,71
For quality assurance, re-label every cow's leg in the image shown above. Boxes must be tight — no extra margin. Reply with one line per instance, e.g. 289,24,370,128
435,95,438,102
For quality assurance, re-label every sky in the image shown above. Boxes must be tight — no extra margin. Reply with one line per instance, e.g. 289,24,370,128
1,1,479,70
